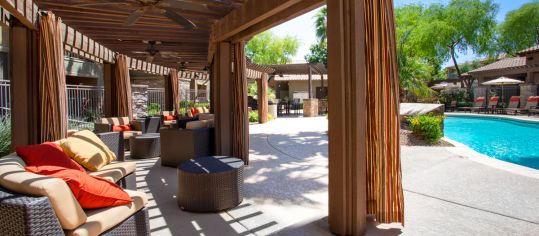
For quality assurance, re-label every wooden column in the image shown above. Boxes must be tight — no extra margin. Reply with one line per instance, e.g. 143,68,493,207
327,0,367,235
257,73,268,123
164,74,173,111
320,73,325,98
103,62,116,117
10,21,40,147
213,42,233,156
308,66,313,99
189,78,197,101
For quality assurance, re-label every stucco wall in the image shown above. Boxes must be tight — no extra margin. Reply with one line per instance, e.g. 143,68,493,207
286,80,327,98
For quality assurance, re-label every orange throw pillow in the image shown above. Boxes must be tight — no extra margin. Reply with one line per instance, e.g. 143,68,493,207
16,143,85,172
112,125,132,131
25,166,132,209
164,115,175,121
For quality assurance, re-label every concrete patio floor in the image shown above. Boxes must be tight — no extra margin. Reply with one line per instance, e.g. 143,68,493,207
132,116,539,235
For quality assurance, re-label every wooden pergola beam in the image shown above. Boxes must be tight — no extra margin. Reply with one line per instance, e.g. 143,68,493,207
211,0,323,42
0,0,37,30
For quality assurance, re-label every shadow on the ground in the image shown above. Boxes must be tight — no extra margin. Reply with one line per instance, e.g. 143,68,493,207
130,158,278,235
245,132,328,207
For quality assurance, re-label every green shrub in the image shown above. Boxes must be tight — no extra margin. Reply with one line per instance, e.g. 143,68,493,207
457,101,473,107
148,103,161,117
249,111,259,122
407,115,444,144
0,115,11,156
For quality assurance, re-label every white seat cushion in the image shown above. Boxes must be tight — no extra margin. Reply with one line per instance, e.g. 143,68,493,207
88,161,136,183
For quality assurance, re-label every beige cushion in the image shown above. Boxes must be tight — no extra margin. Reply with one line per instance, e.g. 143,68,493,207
123,131,142,140
186,120,207,130
61,130,117,171
196,107,204,114
100,117,130,126
198,113,214,121
163,120,174,126
161,111,172,116
202,107,209,113
67,190,148,236
186,109,194,118
88,161,136,183
0,154,87,230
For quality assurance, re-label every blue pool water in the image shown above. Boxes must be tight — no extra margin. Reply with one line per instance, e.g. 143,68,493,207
444,116,539,170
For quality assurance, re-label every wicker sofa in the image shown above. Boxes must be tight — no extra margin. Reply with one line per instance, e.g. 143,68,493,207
0,132,149,235
94,117,146,139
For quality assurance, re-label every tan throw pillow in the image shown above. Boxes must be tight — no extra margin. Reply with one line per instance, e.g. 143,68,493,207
196,107,204,114
60,130,116,171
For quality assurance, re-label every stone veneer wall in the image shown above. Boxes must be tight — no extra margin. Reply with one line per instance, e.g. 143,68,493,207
132,84,148,118
519,84,538,106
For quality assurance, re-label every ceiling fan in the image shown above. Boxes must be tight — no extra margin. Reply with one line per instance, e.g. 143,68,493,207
131,40,181,62
73,0,214,29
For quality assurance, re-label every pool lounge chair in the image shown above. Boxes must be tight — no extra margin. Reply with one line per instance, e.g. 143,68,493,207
482,96,499,114
502,96,520,114
506,96,539,115
459,96,485,113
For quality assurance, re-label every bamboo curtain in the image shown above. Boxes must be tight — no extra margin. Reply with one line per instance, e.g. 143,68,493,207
364,0,405,224
232,42,249,164
257,73,268,124
38,12,67,142
169,69,180,114
114,54,133,118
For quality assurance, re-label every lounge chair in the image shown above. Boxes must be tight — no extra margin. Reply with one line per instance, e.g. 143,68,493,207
446,100,457,112
459,96,485,113
506,96,539,115
482,96,499,114
502,96,520,114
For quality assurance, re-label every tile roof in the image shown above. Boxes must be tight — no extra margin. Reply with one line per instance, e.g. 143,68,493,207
518,45,539,55
273,74,328,81
468,57,528,74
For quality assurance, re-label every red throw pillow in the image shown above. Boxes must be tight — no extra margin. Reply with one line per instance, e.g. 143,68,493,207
510,97,520,102
112,125,132,131
16,143,85,172
490,97,499,102
164,115,175,121
191,108,199,116
530,96,539,102
25,166,132,209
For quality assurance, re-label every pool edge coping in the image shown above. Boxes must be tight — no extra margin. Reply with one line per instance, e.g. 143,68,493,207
445,112,539,124
442,137,539,180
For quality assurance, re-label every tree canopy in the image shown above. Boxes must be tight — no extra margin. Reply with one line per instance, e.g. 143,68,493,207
497,1,539,55
305,7,328,65
245,31,300,65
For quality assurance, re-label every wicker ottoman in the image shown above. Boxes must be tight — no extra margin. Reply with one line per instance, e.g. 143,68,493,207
129,134,160,159
177,156,244,212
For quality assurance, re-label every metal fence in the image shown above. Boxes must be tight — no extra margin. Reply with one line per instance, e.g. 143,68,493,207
181,89,208,103
147,88,165,111
0,80,9,117
66,84,104,130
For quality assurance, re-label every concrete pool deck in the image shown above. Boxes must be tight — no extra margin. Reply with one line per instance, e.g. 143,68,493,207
134,116,539,235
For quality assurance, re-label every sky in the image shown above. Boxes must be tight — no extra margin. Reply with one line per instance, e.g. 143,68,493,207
269,0,533,67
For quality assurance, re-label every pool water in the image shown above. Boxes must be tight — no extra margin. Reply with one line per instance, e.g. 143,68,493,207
444,116,539,170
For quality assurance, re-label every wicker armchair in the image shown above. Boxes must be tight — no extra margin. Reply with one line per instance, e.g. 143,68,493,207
0,131,147,235
160,127,215,167
0,187,149,236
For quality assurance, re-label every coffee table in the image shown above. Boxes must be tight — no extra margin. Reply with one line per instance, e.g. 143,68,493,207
129,134,160,159
177,156,244,212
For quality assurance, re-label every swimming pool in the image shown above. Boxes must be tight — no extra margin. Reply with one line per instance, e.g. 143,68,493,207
444,115,539,170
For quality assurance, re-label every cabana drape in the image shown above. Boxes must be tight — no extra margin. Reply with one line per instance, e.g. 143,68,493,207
114,54,133,118
364,0,405,224
38,12,67,142
169,69,180,114
232,42,249,164
257,73,268,124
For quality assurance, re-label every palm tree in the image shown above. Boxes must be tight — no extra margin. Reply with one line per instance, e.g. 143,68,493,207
314,7,327,44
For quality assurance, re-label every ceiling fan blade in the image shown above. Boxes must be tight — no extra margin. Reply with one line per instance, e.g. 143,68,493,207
124,8,146,26
160,0,213,14
132,51,149,54
72,2,128,7
164,9,196,29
